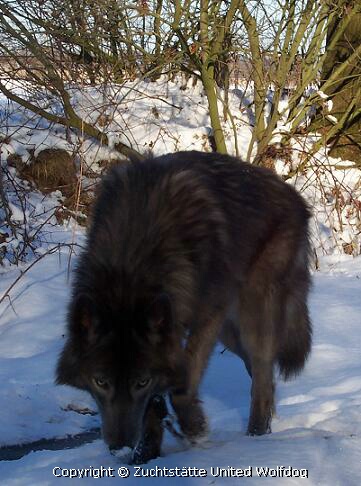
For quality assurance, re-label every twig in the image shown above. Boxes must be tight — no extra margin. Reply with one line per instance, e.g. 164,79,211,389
0,243,79,306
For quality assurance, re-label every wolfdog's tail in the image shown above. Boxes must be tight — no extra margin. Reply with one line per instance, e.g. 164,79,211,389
277,245,312,380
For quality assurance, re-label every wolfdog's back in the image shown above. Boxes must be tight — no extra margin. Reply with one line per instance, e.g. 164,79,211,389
82,150,311,378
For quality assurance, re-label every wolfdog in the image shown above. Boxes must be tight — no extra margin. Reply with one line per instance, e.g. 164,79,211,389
56,150,312,463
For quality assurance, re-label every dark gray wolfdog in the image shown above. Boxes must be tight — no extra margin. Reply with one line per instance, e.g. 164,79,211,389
56,150,312,463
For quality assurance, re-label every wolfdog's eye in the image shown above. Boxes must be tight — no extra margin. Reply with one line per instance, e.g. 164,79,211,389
93,376,109,389
135,377,151,389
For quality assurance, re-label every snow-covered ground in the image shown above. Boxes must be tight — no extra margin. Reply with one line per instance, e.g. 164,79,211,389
0,239,360,485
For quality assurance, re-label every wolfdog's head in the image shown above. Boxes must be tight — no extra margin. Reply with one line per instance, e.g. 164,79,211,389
56,293,184,450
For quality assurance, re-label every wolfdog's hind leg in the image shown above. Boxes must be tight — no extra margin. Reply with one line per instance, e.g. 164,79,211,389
220,315,253,377
237,287,276,436
247,358,274,435
131,395,168,465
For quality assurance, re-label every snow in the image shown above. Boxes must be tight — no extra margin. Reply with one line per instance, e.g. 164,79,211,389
316,91,329,100
0,243,360,484
326,114,338,124
1,77,360,261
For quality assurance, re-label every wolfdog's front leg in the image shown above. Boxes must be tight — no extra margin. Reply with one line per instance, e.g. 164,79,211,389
171,311,225,442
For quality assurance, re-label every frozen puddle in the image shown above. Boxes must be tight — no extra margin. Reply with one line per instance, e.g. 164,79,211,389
0,428,101,461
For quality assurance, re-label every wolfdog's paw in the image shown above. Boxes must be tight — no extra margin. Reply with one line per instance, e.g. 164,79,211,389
247,418,272,436
187,424,209,446
178,402,209,443
184,411,209,444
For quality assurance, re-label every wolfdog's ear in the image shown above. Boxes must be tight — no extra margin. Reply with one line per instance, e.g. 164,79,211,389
69,294,100,343
56,342,84,388
56,296,97,387
148,293,173,333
